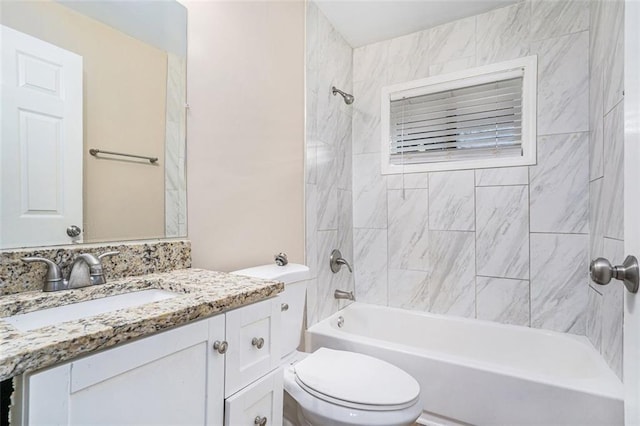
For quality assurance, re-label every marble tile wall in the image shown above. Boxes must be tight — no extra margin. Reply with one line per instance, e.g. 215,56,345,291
305,2,354,326
165,53,188,238
352,1,593,338
586,0,625,379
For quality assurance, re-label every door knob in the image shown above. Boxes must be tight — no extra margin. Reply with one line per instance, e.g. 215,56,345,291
590,255,639,293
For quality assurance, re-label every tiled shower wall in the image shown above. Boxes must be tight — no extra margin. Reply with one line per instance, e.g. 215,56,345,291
352,2,593,336
305,2,355,325
586,0,625,379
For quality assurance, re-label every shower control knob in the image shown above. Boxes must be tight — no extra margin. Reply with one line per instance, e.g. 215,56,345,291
213,340,228,354
590,256,639,293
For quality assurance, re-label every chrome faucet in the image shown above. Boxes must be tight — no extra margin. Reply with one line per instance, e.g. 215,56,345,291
22,251,119,292
334,289,355,301
329,249,352,273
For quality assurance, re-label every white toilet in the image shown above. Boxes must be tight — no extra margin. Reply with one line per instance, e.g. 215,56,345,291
232,263,422,426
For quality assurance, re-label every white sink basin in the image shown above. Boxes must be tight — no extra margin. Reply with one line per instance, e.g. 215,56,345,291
4,289,177,332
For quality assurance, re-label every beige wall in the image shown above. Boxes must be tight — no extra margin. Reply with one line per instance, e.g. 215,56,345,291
1,0,167,242
184,0,305,272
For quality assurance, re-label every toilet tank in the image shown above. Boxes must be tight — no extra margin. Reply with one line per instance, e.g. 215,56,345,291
231,263,310,359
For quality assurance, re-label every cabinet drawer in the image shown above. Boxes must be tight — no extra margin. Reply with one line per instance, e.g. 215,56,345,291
225,297,281,396
224,368,283,426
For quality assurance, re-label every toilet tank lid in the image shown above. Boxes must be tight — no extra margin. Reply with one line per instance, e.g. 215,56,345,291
231,263,310,284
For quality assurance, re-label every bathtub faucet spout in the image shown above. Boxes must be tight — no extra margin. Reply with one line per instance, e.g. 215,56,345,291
334,289,355,301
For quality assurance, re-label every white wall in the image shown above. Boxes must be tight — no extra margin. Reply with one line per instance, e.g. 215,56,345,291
185,0,305,272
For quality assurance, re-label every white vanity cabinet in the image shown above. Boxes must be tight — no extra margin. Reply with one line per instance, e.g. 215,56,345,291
15,297,283,426
18,315,226,425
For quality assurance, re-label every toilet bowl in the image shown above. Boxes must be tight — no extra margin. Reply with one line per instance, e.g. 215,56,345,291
232,263,422,426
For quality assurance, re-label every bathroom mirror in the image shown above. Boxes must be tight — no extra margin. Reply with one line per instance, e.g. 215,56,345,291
0,0,187,249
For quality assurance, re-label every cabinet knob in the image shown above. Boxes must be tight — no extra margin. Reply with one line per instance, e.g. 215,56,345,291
251,337,265,349
281,303,289,312
254,416,267,426
213,340,228,354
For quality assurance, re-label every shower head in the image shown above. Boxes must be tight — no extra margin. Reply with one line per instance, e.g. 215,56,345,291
332,86,355,105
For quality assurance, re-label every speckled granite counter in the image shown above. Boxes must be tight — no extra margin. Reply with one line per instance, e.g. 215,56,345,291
0,268,283,380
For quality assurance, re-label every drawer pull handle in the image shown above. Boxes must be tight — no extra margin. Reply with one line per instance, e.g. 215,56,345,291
213,340,228,354
251,337,265,349
281,303,289,312
254,416,267,426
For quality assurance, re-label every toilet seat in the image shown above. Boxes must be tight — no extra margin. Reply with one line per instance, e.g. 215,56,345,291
293,348,420,411
283,349,423,426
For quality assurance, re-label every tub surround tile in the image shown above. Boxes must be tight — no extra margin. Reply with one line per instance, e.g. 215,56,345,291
353,154,387,229
387,173,429,190
603,102,624,240
476,186,529,280
530,0,589,41
589,178,605,261
476,1,530,66
601,237,624,379
428,231,475,318
427,16,476,66
353,40,389,83
589,65,604,181
530,233,588,334
336,113,353,191
602,0,624,114
353,228,388,305
0,269,283,380
387,30,430,85
428,171,475,231
305,185,319,279
530,132,589,233
586,286,603,353
1,240,191,296
428,56,476,77
306,278,319,327
532,31,589,136
306,5,354,324
388,189,429,271
317,230,339,320
475,166,528,187
388,269,430,311
476,276,530,326
317,186,338,231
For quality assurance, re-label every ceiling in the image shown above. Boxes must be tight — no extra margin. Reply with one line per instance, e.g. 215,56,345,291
314,0,519,48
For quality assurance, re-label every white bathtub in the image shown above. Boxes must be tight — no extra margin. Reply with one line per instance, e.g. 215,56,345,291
305,303,623,426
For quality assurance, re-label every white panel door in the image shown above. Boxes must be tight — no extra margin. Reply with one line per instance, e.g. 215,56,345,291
1,25,83,248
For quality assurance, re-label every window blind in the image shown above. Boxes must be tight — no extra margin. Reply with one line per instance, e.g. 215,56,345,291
389,75,524,165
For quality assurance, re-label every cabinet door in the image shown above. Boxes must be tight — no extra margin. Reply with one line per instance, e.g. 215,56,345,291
224,368,283,426
23,315,226,426
225,298,281,397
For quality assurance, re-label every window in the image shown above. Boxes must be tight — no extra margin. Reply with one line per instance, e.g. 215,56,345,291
380,56,537,174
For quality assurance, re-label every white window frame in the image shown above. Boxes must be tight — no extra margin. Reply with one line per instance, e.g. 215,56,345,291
380,55,537,175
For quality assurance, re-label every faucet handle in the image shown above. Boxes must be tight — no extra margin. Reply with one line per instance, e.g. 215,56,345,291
21,257,65,291
98,251,119,261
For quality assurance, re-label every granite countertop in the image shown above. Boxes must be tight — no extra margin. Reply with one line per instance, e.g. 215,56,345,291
0,268,284,380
